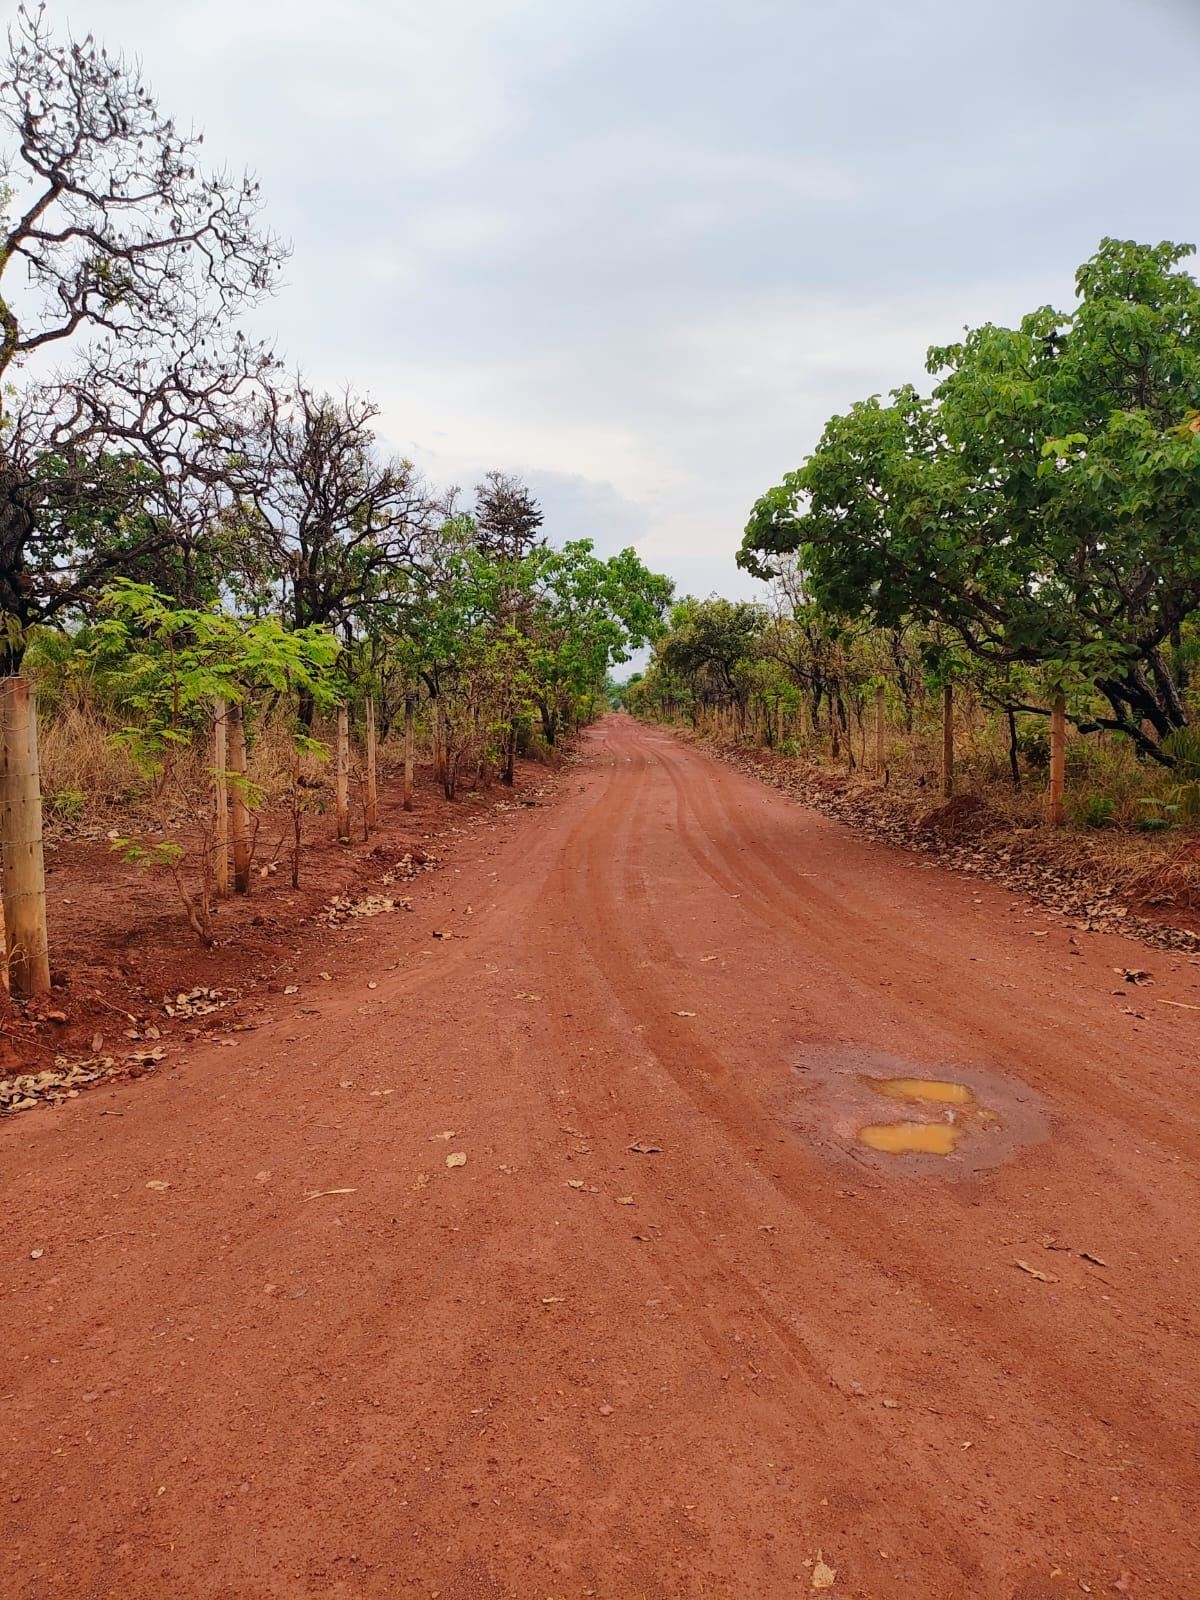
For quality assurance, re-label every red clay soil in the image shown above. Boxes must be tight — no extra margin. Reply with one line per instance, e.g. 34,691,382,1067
3,714,1200,1599
2,761,542,1083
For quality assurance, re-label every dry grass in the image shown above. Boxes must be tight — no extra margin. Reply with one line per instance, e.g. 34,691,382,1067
39,705,144,819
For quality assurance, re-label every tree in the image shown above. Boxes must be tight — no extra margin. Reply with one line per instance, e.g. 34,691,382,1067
473,472,545,563
739,239,1200,761
657,597,767,718
88,580,341,941
225,379,432,721
524,541,674,746
0,3,284,669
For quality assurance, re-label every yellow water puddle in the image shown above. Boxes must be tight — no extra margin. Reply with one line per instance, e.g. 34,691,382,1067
866,1077,974,1106
858,1122,963,1156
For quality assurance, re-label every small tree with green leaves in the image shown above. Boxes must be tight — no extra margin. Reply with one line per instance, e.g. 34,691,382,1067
86,581,341,942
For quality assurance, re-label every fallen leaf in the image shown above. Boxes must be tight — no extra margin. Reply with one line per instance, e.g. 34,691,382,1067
540,1296,565,1304
881,1398,900,1409
565,1179,585,1189
1016,1258,1058,1283
304,1187,358,1200
29,1248,43,1260
1080,1250,1109,1268
145,1180,171,1192
673,1010,696,1017
598,1403,613,1416
319,972,332,982
628,1142,663,1154
446,1152,467,1169
432,1130,456,1141
615,1195,634,1205
812,1552,836,1590
283,985,299,996
125,1046,166,1066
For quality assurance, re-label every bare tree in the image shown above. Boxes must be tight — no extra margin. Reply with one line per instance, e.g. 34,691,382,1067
0,3,286,668
225,378,434,722
473,471,545,563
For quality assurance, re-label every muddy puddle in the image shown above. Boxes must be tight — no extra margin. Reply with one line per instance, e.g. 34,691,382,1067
783,1046,1048,1175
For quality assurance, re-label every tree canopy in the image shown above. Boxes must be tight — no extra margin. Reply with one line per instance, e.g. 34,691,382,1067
739,238,1200,758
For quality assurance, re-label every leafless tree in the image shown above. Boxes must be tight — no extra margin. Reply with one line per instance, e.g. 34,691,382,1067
473,471,545,563
224,378,435,721
0,3,286,668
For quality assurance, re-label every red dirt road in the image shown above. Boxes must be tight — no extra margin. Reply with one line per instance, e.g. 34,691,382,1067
3,715,1200,1600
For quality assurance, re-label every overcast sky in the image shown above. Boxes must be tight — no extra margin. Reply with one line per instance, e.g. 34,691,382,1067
43,0,1200,600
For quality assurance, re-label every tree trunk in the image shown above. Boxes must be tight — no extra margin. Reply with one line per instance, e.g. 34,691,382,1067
335,705,350,842
212,699,229,899
403,692,415,813
942,683,954,798
0,678,51,996
436,700,450,790
297,685,315,730
228,702,252,895
1048,692,1066,826
874,682,886,776
364,697,379,832
503,720,516,785
291,744,303,890
1006,707,1021,790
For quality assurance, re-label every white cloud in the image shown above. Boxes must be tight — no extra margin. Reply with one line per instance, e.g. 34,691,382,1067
34,0,1200,603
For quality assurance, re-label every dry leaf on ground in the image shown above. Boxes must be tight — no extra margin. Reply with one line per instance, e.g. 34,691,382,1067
1015,1258,1057,1283
812,1552,836,1589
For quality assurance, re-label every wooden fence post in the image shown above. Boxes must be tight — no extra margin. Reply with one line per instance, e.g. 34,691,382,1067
0,678,51,997
365,697,379,833
335,706,350,842
403,692,415,813
1048,691,1066,826
228,702,252,894
212,699,229,899
874,682,886,775
942,682,955,798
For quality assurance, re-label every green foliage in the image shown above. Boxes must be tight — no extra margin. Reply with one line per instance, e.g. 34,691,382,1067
739,238,1200,761
46,786,86,822
86,580,342,774
1070,793,1116,830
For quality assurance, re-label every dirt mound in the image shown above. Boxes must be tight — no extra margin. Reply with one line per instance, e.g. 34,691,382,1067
915,792,998,839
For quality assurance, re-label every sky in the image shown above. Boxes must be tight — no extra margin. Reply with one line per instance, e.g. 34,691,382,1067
31,0,1200,601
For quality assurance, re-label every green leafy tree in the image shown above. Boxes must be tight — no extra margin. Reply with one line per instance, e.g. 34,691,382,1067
740,239,1200,761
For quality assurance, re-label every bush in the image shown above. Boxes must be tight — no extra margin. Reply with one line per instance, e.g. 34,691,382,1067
1070,792,1116,829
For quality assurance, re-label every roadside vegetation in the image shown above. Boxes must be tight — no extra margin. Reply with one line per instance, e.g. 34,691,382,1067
626,239,1200,919
0,7,673,995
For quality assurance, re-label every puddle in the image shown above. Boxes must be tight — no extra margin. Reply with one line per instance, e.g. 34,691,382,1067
858,1121,963,1156
784,1045,1050,1176
866,1077,973,1107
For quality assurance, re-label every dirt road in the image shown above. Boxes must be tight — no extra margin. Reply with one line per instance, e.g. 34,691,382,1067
3,716,1199,1600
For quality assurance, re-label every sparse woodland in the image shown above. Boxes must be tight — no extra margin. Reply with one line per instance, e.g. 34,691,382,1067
0,6,673,994
626,240,1200,914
